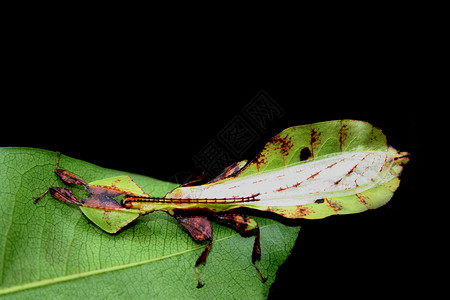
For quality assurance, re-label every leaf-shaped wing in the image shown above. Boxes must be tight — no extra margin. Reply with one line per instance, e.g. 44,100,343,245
165,120,409,219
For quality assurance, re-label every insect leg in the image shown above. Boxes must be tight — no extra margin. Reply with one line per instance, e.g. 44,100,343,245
53,152,87,186
174,215,213,288
34,186,82,205
210,213,267,283
34,152,87,204
194,241,212,288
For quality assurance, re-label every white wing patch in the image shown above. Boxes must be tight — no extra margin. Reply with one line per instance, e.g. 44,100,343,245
172,150,395,206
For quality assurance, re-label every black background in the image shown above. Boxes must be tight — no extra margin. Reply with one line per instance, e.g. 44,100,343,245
3,39,421,298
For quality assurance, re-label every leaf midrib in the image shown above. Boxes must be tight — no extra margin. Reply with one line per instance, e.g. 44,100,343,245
0,223,276,296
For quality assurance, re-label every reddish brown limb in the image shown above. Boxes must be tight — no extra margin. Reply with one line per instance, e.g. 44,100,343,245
195,241,212,288
174,215,213,288
209,161,245,183
34,152,87,204
211,213,267,283
83,186,124,209
55,169,87,186
53,152,87,186
34,186,82,205
178,173,206,187
33,188,51,204
252,229,267,283
175,215,213,242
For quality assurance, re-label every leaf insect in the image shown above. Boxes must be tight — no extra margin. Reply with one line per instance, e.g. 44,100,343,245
33,120,409,288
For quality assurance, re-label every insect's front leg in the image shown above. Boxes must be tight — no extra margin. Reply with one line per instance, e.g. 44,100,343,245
174,215,213,288
39,186,82,205
34,152,87,204
210,213,267,283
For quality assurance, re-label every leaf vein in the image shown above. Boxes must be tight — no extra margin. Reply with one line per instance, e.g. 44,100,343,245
0,223,277,296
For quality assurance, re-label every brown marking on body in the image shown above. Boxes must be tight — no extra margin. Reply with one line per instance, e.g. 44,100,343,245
345,164,358,177
103,211,112,226
275,180,303,192
290,180,303,188
339,121,349,152
265,205,313,218
310,128,321,157
325,198,343,212
83,186,124,210
334,162,359,185
296,206,313,217
209,161,244,183
334,178,343,185
326,161,340,169
307,170,322,180
254,133,294,170
355,193,369,206
270,134,294,158
254,153,267,172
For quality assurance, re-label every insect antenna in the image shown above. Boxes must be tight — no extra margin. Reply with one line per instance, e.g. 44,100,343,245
123,194,261,207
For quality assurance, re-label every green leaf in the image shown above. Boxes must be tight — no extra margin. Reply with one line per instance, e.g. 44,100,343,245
0,148,300,299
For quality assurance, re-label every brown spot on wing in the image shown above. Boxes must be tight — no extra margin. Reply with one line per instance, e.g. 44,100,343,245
83,186,124,209
254,133,294,170
355,193,369,206
254,153,267,172
263,205,314,219
295,206,313,217
270,134,294,158
325,198,343,212
209,161,246,183
310,128,321,157
339,121,349,152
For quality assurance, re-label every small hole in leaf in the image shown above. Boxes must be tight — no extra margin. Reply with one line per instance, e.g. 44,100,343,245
300,147,312,161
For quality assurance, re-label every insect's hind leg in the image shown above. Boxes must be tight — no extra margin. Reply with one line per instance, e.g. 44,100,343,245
174,215,213,288
210,213,267,283
194,240,212,288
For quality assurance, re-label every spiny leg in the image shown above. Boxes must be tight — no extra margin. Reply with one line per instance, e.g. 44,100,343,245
174,215,213,288
194,241,212,288
211,213,267,283
44,186,82,206
34,152,87,204
252,229,266,283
